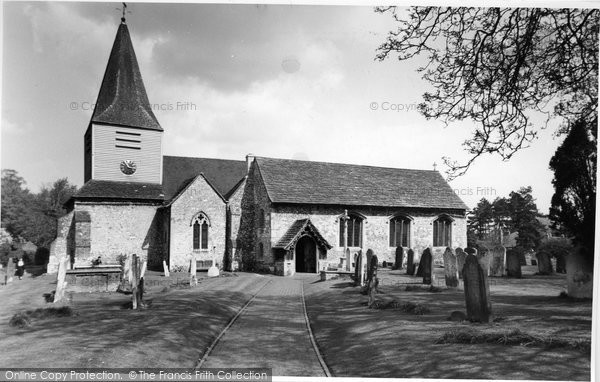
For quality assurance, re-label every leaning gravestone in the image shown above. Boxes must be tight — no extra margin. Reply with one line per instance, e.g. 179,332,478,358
536,250,553,275
420,248,433,285
53,257,69,303
455,248,467,279
162,260,170,277
393,247,404,270
406,249,416,275
489,246,506,277
462,254,492,322
443,247,459,287
506,249,522,278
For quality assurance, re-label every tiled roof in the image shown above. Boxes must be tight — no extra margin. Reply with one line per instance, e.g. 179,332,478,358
256,157,467,210
91,23,162,131
273,219,333,250
73,180,164,202
162,156,247,201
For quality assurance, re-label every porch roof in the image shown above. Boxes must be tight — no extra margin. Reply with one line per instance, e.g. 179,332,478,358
273,219,333,251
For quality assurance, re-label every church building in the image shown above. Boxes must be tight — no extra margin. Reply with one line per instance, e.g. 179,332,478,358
48,18,468,276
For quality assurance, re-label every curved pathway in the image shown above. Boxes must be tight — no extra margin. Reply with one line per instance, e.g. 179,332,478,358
197,275,329,377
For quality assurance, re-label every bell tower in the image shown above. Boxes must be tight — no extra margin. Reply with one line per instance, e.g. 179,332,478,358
84,14,163,184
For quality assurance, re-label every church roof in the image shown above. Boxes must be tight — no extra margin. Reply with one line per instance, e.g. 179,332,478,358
255,157,468,210
162,156,247,201
91,22,162,131
73,180,164,202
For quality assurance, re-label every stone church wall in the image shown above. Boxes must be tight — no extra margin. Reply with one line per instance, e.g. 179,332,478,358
235,160,273,271
169,176,227,269
270,205,467,268
73,202,161,266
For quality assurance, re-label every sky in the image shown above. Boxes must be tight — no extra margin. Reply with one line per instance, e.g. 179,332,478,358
0,1,584,213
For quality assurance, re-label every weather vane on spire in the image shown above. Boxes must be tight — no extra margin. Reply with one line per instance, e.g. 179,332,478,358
116,2,130,23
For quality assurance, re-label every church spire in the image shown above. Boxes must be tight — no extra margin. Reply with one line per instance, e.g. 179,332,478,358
91,16,162,131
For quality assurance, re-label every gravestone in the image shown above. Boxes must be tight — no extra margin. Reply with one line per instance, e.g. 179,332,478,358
443,247,459,287
476,249,492,276
556,254,566,273
190,255,198,286
455,248,467,279
53,257,69,303
6,259,15,283
393,247,404,270
366,249,374,279
367,255,379,306
489,246,506,277
420,248,432,285
131,255,146,309
208,258,220,277
354,253,360,283
462,254,492,322
345,248,352,272
359,250,366,286
367,253,378,283
536,251,553,275
506,249,522,278
162,260,170,277
406,249,416,275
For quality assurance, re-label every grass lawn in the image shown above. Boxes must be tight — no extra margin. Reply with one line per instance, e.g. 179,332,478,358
0,269,268,368
304,266,593,380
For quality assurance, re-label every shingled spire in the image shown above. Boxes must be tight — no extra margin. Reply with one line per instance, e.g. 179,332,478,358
91,20,162,131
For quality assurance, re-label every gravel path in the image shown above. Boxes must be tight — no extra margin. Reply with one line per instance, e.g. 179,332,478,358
200,275,327,377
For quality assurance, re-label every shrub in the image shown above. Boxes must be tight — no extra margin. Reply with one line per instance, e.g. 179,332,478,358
34,247,50,265
9,313,31,328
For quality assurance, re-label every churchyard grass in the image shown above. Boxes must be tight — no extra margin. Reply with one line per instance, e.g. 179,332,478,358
0,271,267,368
303,266,592,380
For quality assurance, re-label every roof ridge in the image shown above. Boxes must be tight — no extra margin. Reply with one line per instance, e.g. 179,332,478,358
254,156,440,173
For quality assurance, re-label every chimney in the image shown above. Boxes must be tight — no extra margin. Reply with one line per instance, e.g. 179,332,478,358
246,153,255,173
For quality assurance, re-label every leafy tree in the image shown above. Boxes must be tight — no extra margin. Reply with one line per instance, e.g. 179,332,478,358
549,117,596,262
467,198,494,239
467,187,544,250
376,7,598,179
1,170,77,249
1,169,35,239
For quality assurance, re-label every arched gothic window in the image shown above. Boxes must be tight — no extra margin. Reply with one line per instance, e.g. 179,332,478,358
192,214,209,250
339,213,363,247
433,216,452,247
389,216,411,247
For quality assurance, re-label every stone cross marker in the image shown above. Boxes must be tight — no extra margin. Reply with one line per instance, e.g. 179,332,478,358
506,249,522,278
443,247,459,287
462,254,492,323
489,246,506,277
406,249,416,275
53,257,69,303
420,248,432,285
394,247,404,270
536,250,553,275
455,248,467,279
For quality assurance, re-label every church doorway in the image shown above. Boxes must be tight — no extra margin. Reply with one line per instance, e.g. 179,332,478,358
295,235,317,273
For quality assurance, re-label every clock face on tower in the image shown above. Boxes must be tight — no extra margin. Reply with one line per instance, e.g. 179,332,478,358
120,160,137,175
